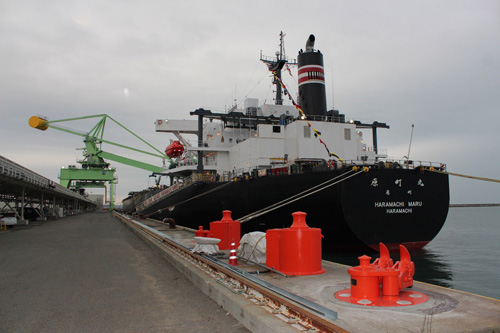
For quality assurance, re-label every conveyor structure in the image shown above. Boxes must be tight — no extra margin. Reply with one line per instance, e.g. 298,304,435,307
0,155,95,223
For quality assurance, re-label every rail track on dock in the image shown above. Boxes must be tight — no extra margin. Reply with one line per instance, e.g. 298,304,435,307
113,212,347,333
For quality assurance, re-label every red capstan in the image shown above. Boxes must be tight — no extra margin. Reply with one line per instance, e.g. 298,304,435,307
335,243,427,307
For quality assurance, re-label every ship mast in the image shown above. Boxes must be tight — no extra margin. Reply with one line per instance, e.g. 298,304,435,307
260,31,297,105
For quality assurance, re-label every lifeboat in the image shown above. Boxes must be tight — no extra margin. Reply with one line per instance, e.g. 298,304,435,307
165,141,184,158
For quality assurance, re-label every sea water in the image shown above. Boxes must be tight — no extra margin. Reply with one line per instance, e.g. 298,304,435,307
324,206,500,300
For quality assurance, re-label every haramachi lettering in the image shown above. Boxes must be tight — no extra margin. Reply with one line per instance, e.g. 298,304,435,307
386,208,413,214
374,201,405,208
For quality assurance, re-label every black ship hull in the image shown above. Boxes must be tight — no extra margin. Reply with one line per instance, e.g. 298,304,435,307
137,168,449,251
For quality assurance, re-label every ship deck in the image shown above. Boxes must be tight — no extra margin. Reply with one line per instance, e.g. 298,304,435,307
130,215,500,332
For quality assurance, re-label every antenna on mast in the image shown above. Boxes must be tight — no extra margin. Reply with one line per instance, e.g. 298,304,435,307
406,124,415,161
260,31,297,105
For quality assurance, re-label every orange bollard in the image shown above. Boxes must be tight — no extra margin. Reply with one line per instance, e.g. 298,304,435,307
210,210,241,250
337,243,425,307
265,229,281,270
265,212,325,275
195,226,207,237
382,267,400,297
348,255,381,301
278,212,325,275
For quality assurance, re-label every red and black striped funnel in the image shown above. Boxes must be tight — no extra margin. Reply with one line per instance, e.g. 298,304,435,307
298,34,327,117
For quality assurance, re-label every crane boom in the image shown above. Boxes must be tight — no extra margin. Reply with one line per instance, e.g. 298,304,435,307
29,114,169,210
98,151,163,173
29,114,171,165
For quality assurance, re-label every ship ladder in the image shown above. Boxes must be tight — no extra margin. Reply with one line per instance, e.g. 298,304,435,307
238,168,366,223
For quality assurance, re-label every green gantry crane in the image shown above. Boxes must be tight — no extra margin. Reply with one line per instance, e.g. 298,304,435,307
29,114,170,210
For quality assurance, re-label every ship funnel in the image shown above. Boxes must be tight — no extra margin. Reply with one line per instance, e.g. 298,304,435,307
305,34,315,52
298,34,327,116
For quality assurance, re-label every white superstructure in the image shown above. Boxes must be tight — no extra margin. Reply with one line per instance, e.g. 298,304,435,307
155,99,386,179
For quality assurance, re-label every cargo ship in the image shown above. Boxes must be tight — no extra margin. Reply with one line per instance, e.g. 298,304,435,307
124,33,450,250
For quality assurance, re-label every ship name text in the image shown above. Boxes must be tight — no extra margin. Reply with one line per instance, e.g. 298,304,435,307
142,183,180,208
374,201,423,214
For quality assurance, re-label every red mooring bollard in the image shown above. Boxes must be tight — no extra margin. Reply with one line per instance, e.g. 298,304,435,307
228,240,239,266
266,211,325,275
210,210,241,250
195,226,210,237
335,243,426,307
265,229,281,271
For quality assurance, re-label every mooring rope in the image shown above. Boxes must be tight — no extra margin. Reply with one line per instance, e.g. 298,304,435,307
145,167,367,220
429,169,500,184
238,169,366,223
238,169,355,222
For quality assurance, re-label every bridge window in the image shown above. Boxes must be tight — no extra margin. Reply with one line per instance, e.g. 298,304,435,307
304,126,311,138
344,128,351,140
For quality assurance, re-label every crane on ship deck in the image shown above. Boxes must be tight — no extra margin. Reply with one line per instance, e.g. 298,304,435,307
29,114,171,210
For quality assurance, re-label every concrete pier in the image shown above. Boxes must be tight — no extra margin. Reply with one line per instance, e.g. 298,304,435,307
0,212,248,332
4,211,499,332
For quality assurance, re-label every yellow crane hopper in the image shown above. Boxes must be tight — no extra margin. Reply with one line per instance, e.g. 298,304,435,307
29,116,48,131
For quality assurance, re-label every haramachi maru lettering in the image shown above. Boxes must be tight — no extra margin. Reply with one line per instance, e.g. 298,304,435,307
373,201,424,214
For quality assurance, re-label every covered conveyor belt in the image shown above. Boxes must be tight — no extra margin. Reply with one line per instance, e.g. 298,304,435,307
0,155,95,224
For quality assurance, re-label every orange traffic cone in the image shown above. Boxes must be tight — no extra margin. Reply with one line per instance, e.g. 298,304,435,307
228,240,239,266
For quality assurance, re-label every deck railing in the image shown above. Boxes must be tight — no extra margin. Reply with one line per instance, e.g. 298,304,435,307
184,159,447,184
144,158,447,208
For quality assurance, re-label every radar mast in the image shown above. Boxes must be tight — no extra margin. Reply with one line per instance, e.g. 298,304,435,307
260,31,297,105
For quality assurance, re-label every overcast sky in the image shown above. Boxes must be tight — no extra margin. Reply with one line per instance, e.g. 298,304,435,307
1,0,499,204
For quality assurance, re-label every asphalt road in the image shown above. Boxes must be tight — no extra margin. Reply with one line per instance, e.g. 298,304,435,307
0,212,248,332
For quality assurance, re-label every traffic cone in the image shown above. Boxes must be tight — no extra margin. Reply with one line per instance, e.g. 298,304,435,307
228,240,239,266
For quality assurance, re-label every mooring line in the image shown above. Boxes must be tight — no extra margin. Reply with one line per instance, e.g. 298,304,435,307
145,168,367,220
429,169,500,184
239,169,365,223
237,170,355,222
